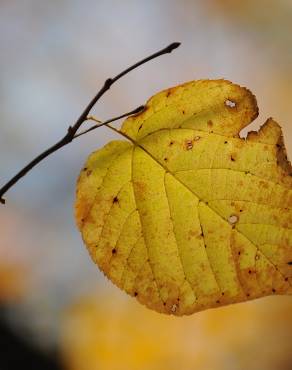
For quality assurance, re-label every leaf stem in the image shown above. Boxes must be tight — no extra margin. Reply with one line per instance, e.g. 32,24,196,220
0,42,180,204
75,105,145,139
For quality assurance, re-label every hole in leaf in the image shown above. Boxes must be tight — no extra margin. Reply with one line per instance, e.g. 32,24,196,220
225,99,236,108
228,215,238,225
185,140,193,150
171,304,177,312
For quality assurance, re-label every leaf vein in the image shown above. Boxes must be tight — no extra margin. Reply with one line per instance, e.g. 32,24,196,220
163,172,198,302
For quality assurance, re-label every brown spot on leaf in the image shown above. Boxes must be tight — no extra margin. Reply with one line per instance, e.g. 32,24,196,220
276,134,292,175
134,181,147,195
166,88,176,98
189,230,197,237
259,180,269,189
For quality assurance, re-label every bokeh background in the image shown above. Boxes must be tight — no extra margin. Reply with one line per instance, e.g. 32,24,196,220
1,1,292,369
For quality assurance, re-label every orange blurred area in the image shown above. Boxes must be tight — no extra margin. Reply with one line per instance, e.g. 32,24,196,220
61,289,292,370
0,264,27,302
0,209,31,303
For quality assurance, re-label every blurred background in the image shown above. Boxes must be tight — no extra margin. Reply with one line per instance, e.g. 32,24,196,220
1,0,292,369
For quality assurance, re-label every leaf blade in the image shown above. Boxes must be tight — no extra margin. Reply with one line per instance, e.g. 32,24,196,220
76,79,292,315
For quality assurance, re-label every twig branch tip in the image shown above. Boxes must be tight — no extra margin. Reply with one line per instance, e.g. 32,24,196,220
166,42,181,53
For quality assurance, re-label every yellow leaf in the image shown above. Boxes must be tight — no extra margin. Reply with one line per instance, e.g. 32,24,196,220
75,79,292,315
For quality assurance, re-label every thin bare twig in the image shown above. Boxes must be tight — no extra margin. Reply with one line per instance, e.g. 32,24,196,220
0,42,180,204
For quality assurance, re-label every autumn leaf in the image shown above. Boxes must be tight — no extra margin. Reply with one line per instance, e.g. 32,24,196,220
75,79,292,315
